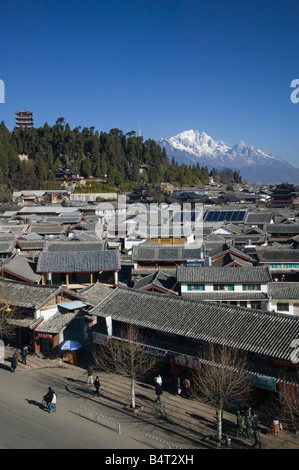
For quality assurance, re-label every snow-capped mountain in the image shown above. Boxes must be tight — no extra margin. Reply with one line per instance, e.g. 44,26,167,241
157,130,299,183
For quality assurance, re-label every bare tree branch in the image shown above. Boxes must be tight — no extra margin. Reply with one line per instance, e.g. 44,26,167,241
94,324,158,408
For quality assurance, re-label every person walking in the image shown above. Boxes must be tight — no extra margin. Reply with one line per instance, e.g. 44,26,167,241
94,376,100,397
272,417,280,437
14,349,20,364
10,354,17,372
87,365,93,384
48,391,57,413
183,377,190,398
155,374,162,385
252,411,262,448
21,346,27,365
174,375,181,396
155,382,163,404
245,409,254,438
235,410,246,437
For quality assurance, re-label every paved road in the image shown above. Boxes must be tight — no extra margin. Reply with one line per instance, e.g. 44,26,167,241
0,366,151,449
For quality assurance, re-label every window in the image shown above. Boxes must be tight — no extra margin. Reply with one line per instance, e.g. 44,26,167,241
214,284,234,291
277,303,289,311
242,284,261,291
187,284,205,291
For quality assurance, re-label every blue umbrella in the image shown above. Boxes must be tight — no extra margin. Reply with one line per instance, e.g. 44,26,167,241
58,340,82,351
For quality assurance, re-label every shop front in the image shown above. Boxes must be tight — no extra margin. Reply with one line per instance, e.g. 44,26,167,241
35,333,58,355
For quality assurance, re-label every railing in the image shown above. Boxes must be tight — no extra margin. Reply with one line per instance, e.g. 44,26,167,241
144,433,181,449
77,406,121,433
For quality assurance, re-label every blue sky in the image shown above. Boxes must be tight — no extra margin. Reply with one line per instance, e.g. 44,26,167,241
0,0,298,166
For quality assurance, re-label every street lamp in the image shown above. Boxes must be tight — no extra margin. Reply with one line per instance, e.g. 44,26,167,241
0,298,11,313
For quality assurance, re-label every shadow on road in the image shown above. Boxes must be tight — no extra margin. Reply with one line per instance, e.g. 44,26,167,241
25,399,46,411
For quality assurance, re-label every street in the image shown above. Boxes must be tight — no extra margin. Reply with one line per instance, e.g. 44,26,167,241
0,366,151,449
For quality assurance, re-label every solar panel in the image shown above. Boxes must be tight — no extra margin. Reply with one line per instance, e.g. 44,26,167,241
204,210,247,223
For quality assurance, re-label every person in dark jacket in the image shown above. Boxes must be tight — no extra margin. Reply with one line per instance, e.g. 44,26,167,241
94,376,100,396
21,346,27,365
155,382,163,404
44,387,54,405
10,355,17,372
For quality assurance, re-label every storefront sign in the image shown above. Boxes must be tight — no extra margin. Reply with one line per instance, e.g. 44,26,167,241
37,333,53,339
242,372,276,391
93,332,110,346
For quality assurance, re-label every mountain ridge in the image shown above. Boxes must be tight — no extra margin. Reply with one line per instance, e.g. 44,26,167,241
157,130,298,183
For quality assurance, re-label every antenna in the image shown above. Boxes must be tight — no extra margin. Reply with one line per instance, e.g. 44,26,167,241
138,120,141,137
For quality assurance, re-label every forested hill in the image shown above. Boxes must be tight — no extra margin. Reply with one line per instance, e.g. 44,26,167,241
0,118,213,192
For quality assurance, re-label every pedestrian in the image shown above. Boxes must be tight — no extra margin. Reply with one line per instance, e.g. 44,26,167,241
94,376,100,396
48,391,57,413
183,377,190,398
251,410,262,448
235,410,246,437
174,375,181,396
87,365,93,384
245,409,254,437
14,349,20,364
271,417,280,437
155,382,163,404
155,374,162,385
21,346,27,365
10,355,17,372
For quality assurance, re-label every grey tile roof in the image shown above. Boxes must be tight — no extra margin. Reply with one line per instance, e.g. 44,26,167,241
134,270,178,294
132,245,202,262
1,254,41,283
80,282,114,306
36,249,120,273
16,239,46,251
268,282,299,299
0,279,84,309
256,247,299,263
266,224,299,234
245,212,274,224
34,310,80,334
91,287,299,361
42,240,107,252
0,239,16,253
176,266,272,284
0,280,59,308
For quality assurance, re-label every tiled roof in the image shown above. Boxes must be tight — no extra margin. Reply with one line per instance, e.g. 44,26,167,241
132,245,202,262
245,212,274,224
1,254,41,283
80,282,114,306
0,280,59,308
134,270,178,294
42,240,107,252
177,266,272,283
34,310,80,334
256,247,299,263
36,249,120,273
91,287,299,361
0,279,83,309
268,282,299,299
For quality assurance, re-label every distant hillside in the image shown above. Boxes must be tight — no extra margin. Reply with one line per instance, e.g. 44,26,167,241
0,120,213,192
